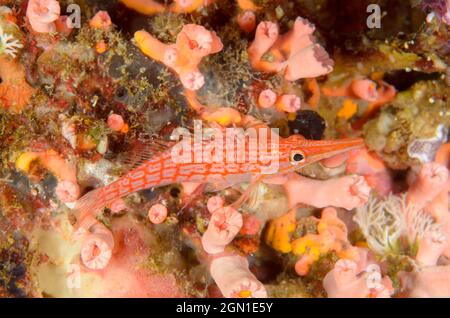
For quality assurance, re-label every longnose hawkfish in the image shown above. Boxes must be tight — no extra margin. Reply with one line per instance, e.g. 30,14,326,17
74,126,364,229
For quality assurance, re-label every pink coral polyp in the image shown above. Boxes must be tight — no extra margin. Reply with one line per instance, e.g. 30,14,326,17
27,0,61,33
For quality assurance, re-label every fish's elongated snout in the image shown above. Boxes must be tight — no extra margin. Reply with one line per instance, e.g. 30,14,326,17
299,138,365,164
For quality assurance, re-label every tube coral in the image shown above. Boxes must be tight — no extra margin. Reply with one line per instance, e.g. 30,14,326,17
80,220,115,270
406,162,449,212
148,203,168,224
26,0,61,33
248,17,334,81
399,266,450,297
415,228,448,266
276,94,301,113
135,24,223,91
207,196,224,213
202,206,243,254
282,173,370,210
346,148,393,197
258,89,277,108
210,254,267,298
323,258,393,298
237,11,256,33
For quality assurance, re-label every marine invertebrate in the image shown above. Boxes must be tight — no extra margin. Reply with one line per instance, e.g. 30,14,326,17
364,81,449,169
407,125,448,164
201,206,243,254
399,265,450,297
135,24,223,91
290,207,359,276
107,114,129,133
120,0,166,15
258,89,277,108
351,79,379,102
89,11,112,30
210,254,267,298
0,57,36,112
109,199,127,214
80,221,115,270
282,173,370,210
16,149,80,203
355,195,407,255
206,196,224,213
237,11,256,33
3,0,448,299
415,228,448,266
26,0,61,33
248,17,334,80
120,0,213,15
421,0,450,25
346,148,393,197
323,258,393,298
276,94,301,113
406,162,449,212
354,193,444,257
55,180,80,203
148,203,168,224
0,25,22,58
322,78,396,127
170,0,213,13
184,90,243,125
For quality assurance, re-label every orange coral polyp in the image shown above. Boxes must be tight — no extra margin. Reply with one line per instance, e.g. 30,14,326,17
89,11,112,30
120,0,166,15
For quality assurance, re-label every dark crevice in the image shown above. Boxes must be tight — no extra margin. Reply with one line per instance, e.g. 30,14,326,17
383,70,442,91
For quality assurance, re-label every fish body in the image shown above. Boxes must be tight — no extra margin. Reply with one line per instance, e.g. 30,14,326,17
75,134,364,228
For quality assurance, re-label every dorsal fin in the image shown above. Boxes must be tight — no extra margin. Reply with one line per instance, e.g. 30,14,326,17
117,138,175,172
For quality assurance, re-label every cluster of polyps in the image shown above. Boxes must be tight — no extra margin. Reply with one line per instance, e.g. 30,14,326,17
0,26,23,58
135,24,223,91
355,160,450,263
257,89,302,113
248,17,334,81
323,253,394,298
201,196,267,298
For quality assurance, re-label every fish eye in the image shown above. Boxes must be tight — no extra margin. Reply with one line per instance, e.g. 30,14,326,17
290,150,305,165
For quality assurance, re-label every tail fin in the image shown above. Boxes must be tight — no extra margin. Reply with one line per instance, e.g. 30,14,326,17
73,186,107,230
